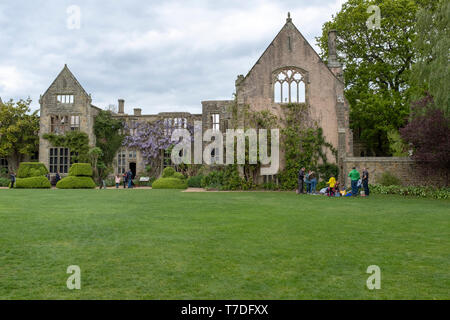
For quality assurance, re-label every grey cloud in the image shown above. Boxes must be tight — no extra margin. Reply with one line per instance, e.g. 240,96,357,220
0,0,344,114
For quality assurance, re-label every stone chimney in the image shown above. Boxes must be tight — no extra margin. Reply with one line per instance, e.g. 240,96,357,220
133,108,142,116
118,99,125,114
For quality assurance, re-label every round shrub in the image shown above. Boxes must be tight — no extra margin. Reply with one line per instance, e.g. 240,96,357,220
187,175,203,188
15,176,51,189
56,176,96,189
17,162,48,178
162,167,175,178
152,177,188,189
172,172,185,180
69,163,93,177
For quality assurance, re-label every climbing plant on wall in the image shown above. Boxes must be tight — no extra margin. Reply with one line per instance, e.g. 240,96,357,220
93,110,124,178
43,131,90,163
278,103,338,190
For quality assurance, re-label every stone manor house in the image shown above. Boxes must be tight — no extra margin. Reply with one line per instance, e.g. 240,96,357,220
3,14,355,181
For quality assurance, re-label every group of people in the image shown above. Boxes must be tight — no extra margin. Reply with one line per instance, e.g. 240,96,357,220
297,166,370,197
112,170,134,189
297,168,318,194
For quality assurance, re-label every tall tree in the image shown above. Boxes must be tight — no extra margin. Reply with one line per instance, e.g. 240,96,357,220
400,95,450,185
0,99,39,171
316,0,432,155
410,0,450,115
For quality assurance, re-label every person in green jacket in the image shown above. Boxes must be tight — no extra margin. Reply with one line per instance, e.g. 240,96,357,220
348,167,360,196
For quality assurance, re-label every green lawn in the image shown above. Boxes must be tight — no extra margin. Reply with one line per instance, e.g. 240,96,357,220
0,189,448,300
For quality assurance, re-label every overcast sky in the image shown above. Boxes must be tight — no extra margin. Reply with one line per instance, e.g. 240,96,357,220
0,0,345,114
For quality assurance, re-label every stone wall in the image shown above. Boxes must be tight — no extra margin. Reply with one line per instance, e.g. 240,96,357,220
343,157,447,187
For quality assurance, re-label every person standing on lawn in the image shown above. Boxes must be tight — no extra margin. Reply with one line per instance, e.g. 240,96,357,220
115,175,121,189
362,167,370,196
123,172,127,189
305,170,311,194
298,167,305,194
310,171,317,194
348,167,360,197
127,170,133,189
55,172,61,184
9,172,16,189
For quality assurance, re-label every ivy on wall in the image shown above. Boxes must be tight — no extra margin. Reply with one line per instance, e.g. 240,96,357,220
43,131,90,163
278,103,338,190
93,110,124,178
228,101,338,190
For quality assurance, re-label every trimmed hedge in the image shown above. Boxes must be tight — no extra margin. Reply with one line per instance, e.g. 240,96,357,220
17,162,48,178
15,176,51,189
56,176,96,189
172,172,185,180
152,177,188,189
69,163,93,177
187,175,204,188
162,167,175,178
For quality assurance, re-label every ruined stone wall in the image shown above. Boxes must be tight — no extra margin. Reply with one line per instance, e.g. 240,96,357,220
343,157,447,187
235,19,352,174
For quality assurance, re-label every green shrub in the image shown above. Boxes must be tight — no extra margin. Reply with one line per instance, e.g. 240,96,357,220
172,172,185,180
15,176,51,189
56,176,96,189
187,175,204,188
69,163,93,177
378,171,402,186
0,177,10,187
370,184,450,200
162,167,175,178
201,166,252,190
152,177,188,189
17,162,48,178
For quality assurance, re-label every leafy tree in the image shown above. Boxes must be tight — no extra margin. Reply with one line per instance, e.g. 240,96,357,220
400,94,450,185
410,0,450,115
93,110,124,178
0,99,39,171
316,0,433,155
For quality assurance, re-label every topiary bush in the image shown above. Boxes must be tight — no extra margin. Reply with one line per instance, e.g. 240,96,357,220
69,163,93,177
378,171,402,186
172,172,185,180
187,175,204,188
162,167,175,178
152,177,188,189
17,162,48,178
56,176,96,189
15,176,51,189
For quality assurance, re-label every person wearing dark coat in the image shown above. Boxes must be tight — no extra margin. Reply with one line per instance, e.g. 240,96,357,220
9,172,16,189
298,167,305,194
362,167,370,196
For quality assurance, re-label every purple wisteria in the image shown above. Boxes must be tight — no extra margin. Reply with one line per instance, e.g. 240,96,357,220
122,119,194,168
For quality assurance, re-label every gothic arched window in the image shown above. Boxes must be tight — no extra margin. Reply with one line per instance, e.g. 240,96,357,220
273,68,306,104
